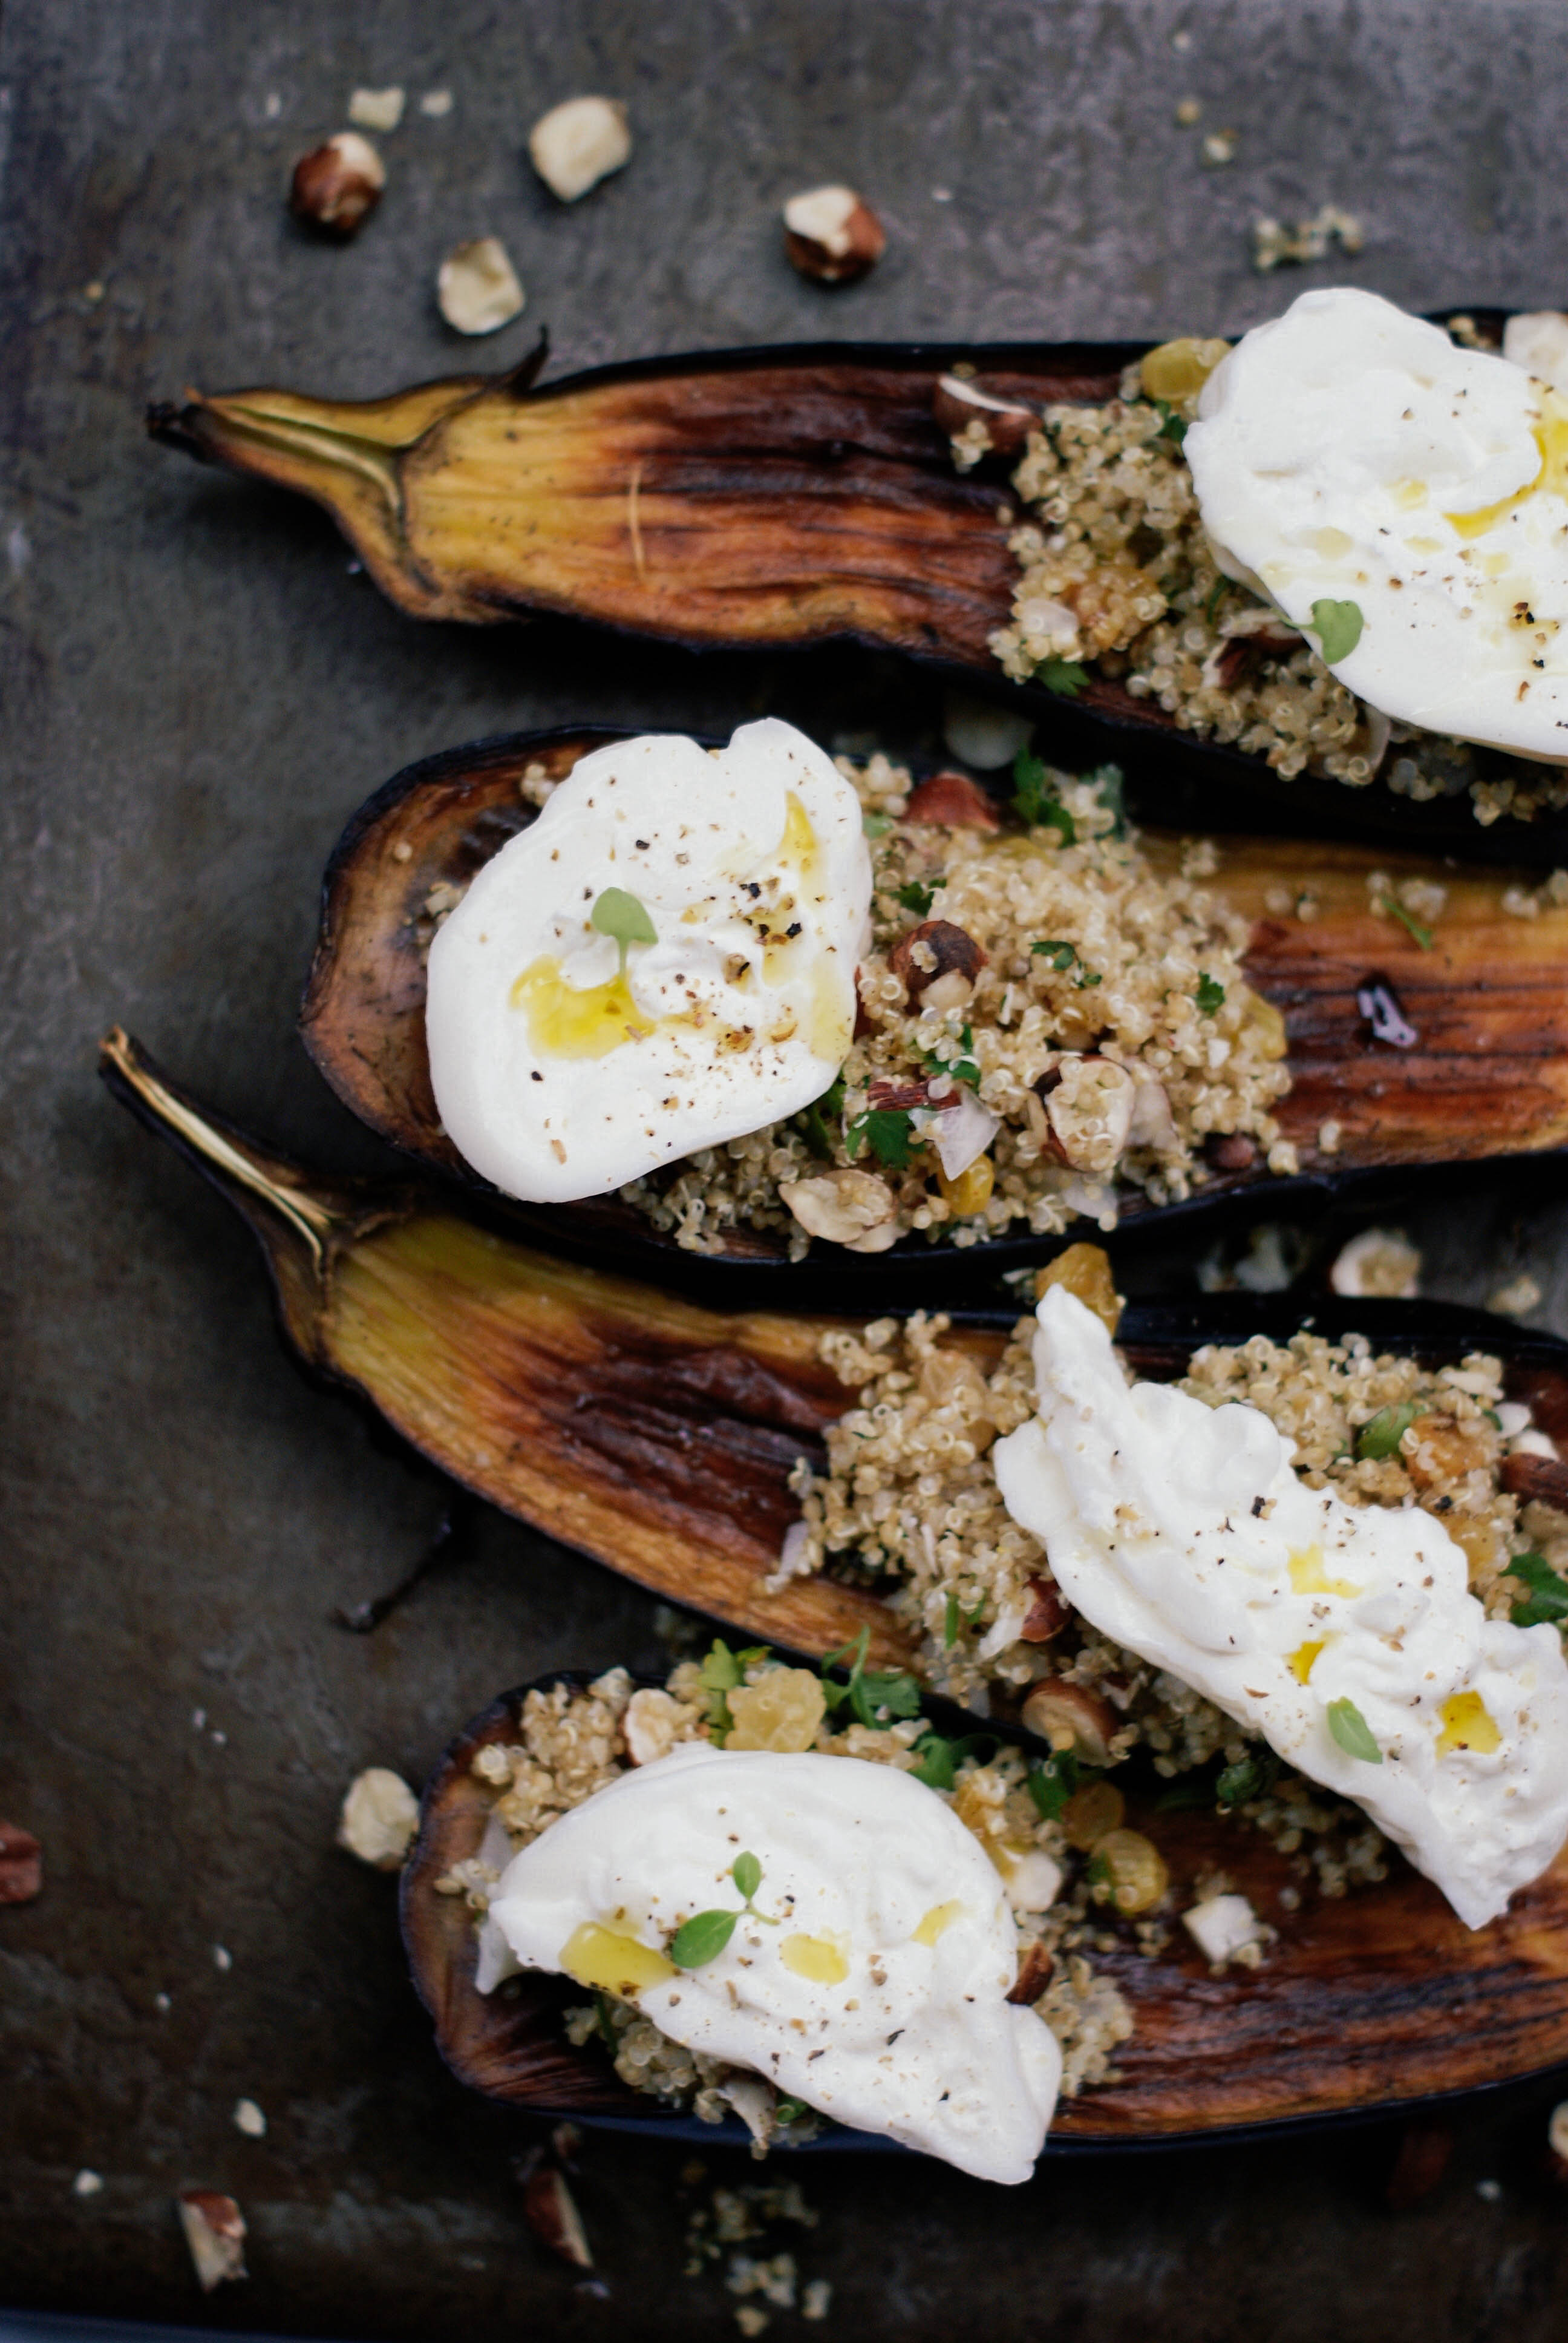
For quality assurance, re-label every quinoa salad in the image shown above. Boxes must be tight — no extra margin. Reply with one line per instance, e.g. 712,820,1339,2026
960,320,1568,828
593,756,1294,1257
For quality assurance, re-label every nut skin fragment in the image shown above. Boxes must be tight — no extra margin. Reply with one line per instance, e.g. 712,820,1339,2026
1019,1576,1068,1643
1005,1939,1055,2004
529,97,631,203
783,186,886,284
336,1767,419,1869
903,770,1002,830
0,1821,41,1904
177,2191,247,2292
1205,1131,1258,1173
289,133,386,237
780,1167,899,1251
1500,1450,1568,1511
523,2166,593,2268
887,918,987,1008
1021,1680,1117,1767
437,239,525,336
932,375,1036,457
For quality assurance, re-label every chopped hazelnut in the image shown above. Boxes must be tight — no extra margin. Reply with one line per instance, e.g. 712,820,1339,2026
523,2165,593,2267
437,238,526,336
1021,1680,1117,1766
289,133,385,238
529,96,631,202
932,375,1036,456
903,770,1002,829
1006,1941,1055,2004
783,185,886,283
781,1168,899,1252
336,1767,419,1869
347,87,405,133
1019,1576,1068,1643
177,2191,247,2292
887,918,987,1008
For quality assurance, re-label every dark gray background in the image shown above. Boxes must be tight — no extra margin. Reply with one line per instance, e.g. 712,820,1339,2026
8,2,1568,2336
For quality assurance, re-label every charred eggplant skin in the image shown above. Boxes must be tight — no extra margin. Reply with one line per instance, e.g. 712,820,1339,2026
408,1654,1568,2152
299,724,1568,1295
149,313,1568,858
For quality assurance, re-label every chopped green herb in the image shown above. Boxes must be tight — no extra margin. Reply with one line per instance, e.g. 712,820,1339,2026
799,1074,846,1161
1508,1552,1568,1628
1025,1749,1081,1821
1077,969,1103,989
1309,597,1364,665
820,1626,924,1728
1380,894,1434,951
1195,972,1226,1016
590,886,657,967
897,879,940,915
773,2097,809,2125
910,1728,996,1792
670,1907,740,1968
1326,1696,1382,1764
698,1638,769,1739
846,1106,916,1170
731,1850,762,1902
862,810,894,838
1032,940,1078,972
1204,577,1228,626
1356,1402,1419,1462
920,1024,980,1087
1011,749,1077,842
1153,399,1187,449
1215,1748,1281,1809
1039,657,1089,699
944,1591,961,1649
595,1990,619,2047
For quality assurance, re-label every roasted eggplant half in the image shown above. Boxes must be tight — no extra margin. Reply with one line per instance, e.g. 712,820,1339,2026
101,1026,1568,1656
147,317,1568,858
406,1670,1568,2149
299,724,1568,1293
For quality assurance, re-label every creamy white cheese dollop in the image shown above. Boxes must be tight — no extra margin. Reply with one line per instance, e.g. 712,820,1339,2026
992,1288,1568,1930
480,1742,1061,2183
1186,286,1568,760
426,720,871,1202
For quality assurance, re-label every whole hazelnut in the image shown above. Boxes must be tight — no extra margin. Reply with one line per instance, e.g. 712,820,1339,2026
290,132,386,238
783,185,886,284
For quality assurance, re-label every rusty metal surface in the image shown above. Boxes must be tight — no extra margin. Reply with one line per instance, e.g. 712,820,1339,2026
6,1,1568,2336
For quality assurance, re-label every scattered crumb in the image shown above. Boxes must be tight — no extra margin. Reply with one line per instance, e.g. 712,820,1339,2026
1200,129,1237,166
212,1944,232,1973
1475,2177,1503,2203
1488,1273,1543,1319
154,1992,172,2013
264,93,281,120
191,1709,206,1729
802,2279,833,2322
1317,1118,1342,1156
727,2250,798,2310
1183,1891,1272,1970
1328,1228,1421,1299
348,86,405,132
73,2170,103,2198
1252,205,1364,272
419,89,453,118
437,238,525,335
177,2190,247,2291
734,2310,769,2338
83,280,105,303
931,185,953,202
232,2099,266,2138
392,839,413,862
1175,97,1201,125
0,1820,42,1904
337,1767,420,1869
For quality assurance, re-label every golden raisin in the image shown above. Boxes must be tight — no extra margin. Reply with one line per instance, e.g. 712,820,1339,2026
1034,1242,1123,1336
937,1155,995,1217
1403,1414,1489,1490
1448,1515,1502,1585
725,1668,826,1753
1139,336,1229,402
1238,986,1289,1061
1089,1828,1169,1917
1061,1780,1126,1851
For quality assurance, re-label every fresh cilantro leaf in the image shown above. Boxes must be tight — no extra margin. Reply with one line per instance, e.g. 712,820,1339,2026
1195,972,1226,1016
590,886,657,965
1032,940,1078,972
1153,398,1187,448
732,1851,762,1901
898,879,939,916
1309,597,1364,665
1380,894,1434,951
862,810,894,838
773,2097,809,2125
820,1627,922,1728
920,1024,980,1087
1011,749,1077,842
1076,969,1103,989
1039,657,1089,698
848,1107,916,1170
670,1908,740,1968
1215,1748,1281,1809
1327,1696,1382,1764
1356,1401,1419,1461
1508,1552,1568,1628
910,1728,996,1791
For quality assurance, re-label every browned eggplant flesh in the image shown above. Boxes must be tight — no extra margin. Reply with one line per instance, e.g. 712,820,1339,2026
147,310,1568,854
405,1666,1568,2149
300,725,1568,1287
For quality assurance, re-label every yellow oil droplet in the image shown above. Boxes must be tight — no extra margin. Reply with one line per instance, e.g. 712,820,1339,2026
805,954,854,1060
1287,1639,1325,1685
511,956,661,1059
779,791,820,880
780,1932,850,1985
1393,478,1428,510
1437,1690,1501,1757
559,1921,676,1994
1315,526,1354,558
912,1899,965,1947
1444,395,1568,539
1288,1544,1361,1599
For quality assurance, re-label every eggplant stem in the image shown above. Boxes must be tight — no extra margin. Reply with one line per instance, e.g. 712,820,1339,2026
99,1027,339,1272
196,398,402,504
